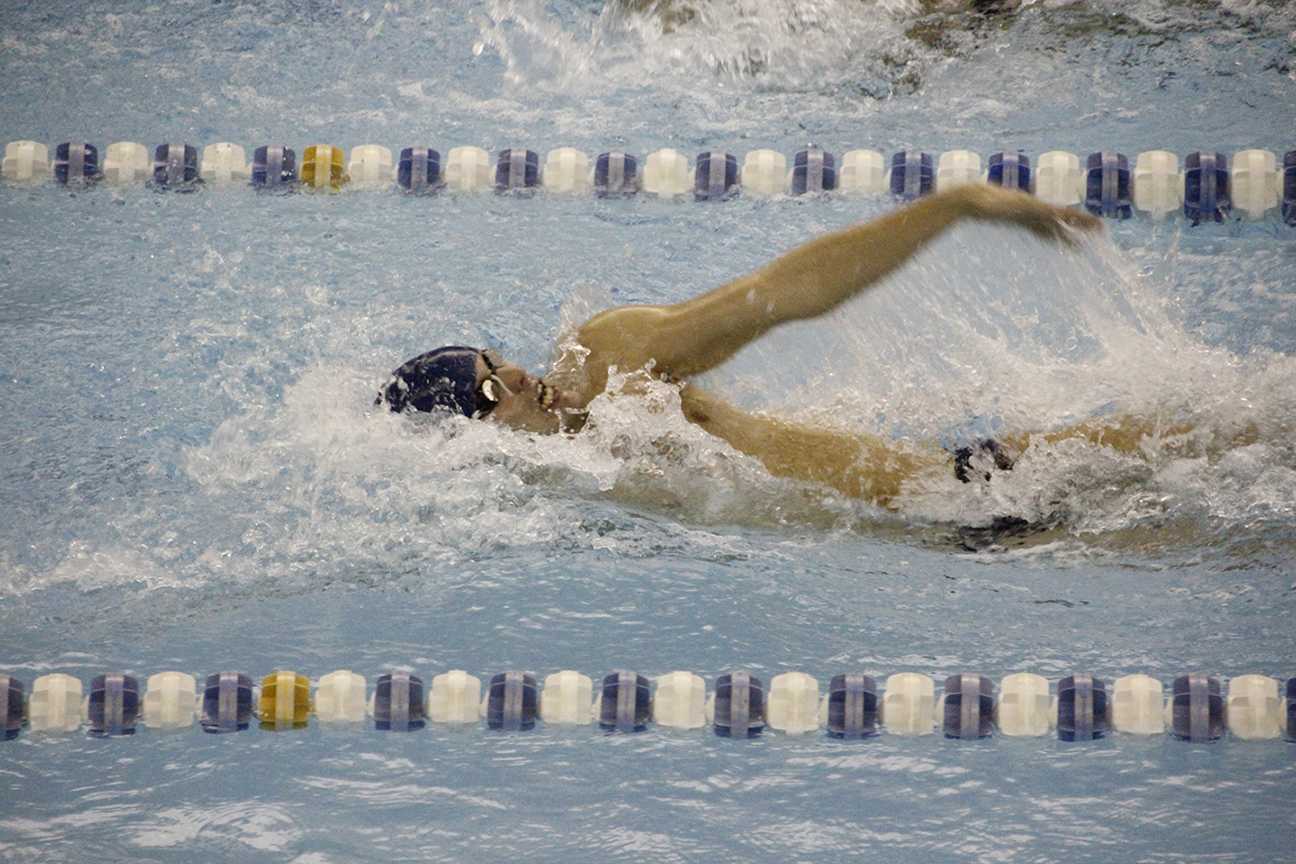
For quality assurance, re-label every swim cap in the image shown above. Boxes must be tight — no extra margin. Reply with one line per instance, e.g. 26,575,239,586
378,346,484,417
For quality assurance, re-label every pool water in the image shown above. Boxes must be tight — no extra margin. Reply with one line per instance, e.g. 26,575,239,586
1,0,1294,861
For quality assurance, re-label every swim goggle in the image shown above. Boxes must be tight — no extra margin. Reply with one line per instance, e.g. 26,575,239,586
474,349,558,418
474,349,507,418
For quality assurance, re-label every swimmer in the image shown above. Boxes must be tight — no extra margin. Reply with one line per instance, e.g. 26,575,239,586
378,184,1197,508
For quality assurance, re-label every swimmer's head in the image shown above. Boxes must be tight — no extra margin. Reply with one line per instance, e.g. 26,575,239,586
378,346,568,434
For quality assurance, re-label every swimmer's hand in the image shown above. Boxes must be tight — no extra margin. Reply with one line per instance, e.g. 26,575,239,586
958,184,1103,245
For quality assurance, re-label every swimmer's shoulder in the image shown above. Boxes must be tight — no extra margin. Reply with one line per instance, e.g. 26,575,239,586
573,304,677,376
546,304,681,404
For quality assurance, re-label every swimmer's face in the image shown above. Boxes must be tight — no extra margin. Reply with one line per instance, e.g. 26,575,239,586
473,352,570,434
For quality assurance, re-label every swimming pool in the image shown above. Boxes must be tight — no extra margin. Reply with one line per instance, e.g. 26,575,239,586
2,0,1294,861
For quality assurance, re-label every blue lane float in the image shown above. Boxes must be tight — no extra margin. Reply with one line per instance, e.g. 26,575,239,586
1184,151,1231,225
398,147,442,193
487,671,538,731
151,144,200,189
374,672,426,732
87,674,140,737
712,671,766,738
252,145,297,189
1,675,22,741
890,151,934,200
942,673,995,739
987,151,1030,192
1085,151,1132,219
201,672,253,734
1171,674,1224,742
595,151,639,197
790,148,837,195
54,143,99,184
827,674,879,739
494,148,540,193
1057,674,1110,741
1285,677,1296,742
599,671,652,732
1284,151,1296,227
693,151,739,201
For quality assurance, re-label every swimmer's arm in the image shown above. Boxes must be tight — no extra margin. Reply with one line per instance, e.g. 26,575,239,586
1000,416,1259,457
679,386,940,508
578,185,1101,380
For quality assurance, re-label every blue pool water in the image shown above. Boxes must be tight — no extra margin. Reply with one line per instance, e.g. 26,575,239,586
1,0,1295,861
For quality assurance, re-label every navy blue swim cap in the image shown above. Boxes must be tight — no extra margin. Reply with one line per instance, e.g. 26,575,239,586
379,346,483,417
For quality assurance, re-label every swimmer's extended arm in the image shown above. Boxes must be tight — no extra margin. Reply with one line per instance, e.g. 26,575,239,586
1000,415,1260,458
679,385,943,507
576,185,1101,381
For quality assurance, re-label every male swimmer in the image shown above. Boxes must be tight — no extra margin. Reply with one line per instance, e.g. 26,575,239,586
379,184,1190,508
